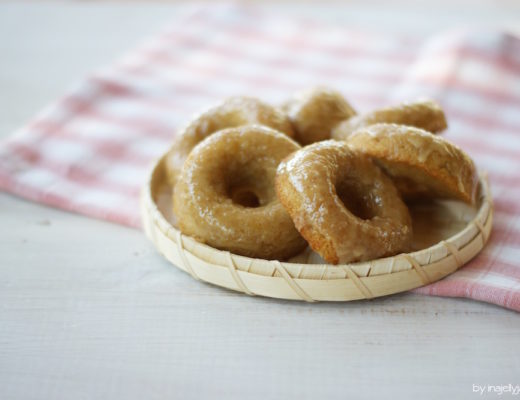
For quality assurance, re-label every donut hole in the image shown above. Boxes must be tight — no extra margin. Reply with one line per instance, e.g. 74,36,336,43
230,186,261,208
224,160,275,208
336,180,376,220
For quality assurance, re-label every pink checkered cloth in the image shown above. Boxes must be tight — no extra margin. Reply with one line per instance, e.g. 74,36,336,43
1,5,519,311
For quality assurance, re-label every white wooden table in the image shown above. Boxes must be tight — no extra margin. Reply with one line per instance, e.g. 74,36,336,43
1,2,519,399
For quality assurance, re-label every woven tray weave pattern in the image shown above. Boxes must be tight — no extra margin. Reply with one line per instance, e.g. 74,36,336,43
141,155,493,302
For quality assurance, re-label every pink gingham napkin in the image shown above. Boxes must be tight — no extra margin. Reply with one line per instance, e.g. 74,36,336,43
1,5,519,311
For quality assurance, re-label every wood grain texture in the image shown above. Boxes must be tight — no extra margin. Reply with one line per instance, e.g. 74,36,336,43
1,193,519,399
1,2,519,399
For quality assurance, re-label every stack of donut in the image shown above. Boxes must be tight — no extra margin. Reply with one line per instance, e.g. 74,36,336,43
167,88,478,265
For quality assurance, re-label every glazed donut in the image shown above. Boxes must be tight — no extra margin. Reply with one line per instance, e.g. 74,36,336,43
283,87,356,145
276,140,412,264
332,99,447,140
173,125,307,260
347,123,478,204
165,96,294,187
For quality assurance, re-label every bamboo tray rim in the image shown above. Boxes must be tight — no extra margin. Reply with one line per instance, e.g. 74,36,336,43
141,153,493,302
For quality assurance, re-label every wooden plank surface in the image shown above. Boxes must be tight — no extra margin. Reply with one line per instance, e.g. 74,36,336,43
1,2,519,399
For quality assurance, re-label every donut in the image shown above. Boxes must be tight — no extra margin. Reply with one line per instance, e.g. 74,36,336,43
283,87,356,145
165,96,294,187
332,99,447,140
173,125,307,260
347,123,478,204
275,140,413,264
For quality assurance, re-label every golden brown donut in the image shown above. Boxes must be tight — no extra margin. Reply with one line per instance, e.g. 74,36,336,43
347,123,478,204
165,96,294,187
283,87,356,145
173,125,306,260
332,99,447,140
276,140,412,264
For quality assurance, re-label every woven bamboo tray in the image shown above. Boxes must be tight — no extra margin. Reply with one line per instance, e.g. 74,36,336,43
141,153,493,302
